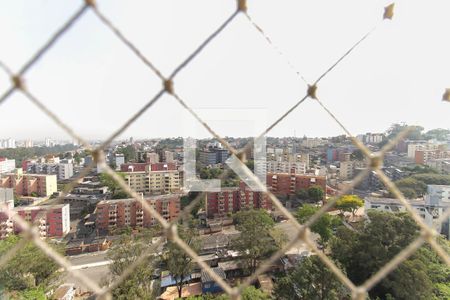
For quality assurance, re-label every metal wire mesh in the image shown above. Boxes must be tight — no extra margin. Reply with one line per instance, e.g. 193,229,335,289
0,1,449,299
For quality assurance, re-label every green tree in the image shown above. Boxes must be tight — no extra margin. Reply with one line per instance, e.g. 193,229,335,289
103,234,156,299
335,195,364,217
308,185,324,202
394,177,427,197
296,204,340,246
424,128,450,141
117,145,136,162
274,255,348,300
164,226,201,298
398,187,417,199
0,236,62,293
186,286,269,300
386,123,424,140
99,172,128,198
331,210,450,299
73,152,82,165
232,210,282,273
403,165,439,174
296,189,308,200
412,173,450,185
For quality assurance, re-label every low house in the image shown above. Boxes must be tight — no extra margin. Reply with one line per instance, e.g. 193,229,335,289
218,260,244,278
158,282,202,300
65,237,111,256
201,267,226,294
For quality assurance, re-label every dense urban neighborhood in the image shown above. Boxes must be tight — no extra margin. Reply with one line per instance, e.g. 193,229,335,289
0,124,450,299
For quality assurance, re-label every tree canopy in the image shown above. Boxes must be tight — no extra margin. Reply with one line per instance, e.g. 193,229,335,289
296,204,340,245
232,209,283,273
0,236,62,296
164,226,201,298
336,195,364,217
103,233,156,299
274,255,348,300
331,210,450,299
307,185,324,202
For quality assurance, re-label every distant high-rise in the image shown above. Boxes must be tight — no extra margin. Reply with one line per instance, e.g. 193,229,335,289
24,139,34,148
0,139,16,149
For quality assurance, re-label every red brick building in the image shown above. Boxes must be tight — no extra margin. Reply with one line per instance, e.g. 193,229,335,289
206,182,271,218
95,194,180,233
415,150,450,165
1,204,70,239
266,172,326,198
120,163,148,172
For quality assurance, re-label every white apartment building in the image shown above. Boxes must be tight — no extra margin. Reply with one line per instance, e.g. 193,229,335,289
407,143,442,158
266,161,307,174
115,154,125,171
339,161,354,180
0,159,15,174
124,169,181,195
58,163,74,180
365,197,434,227
365,185,450,238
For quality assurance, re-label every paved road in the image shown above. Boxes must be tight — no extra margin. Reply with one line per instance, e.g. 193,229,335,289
64,264,110,289
68,251,109,266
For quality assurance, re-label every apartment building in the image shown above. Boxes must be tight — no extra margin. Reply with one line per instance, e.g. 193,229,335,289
0,188,14,239
415,149,450,165
266,161,307,174
123,163,181,195
58,162,74,180
25,160,74,180
339,161,354,180
199,148,229,166
120,162,149,172
95,194,180,232
426,159,450,174
0,169,57,197
146,152,160,164
366,185,450,238
206,182,272,218
114,154,125,170
266,172,326,198
407,143,445,158
0,158,15,174
1,204,70,239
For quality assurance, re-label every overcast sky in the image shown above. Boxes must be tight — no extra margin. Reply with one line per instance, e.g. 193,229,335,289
0,0,449,141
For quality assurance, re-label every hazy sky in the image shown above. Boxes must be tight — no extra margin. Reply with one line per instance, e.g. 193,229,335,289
0,0,449,141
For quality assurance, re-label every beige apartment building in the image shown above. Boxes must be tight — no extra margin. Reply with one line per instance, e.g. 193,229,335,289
124,163,181,195
0,168,57,197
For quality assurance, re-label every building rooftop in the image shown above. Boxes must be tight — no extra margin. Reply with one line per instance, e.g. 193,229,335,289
14,203,68,211
97,194,182,205
201,267,226,282
365,197,425,206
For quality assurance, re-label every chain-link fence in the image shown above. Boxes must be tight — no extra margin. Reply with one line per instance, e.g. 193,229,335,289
0,1,449,299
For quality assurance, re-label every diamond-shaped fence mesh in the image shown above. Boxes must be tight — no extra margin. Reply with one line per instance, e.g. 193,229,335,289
0,1,449,299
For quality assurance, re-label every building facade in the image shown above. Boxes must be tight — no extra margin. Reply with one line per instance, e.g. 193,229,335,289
0,169,57,197
206,182,272,218
123,163,181,195
266,172,326,198
365,186,450,238
95,194,181,233
199,148,229,166
0,158,15,174
1,204,70,239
